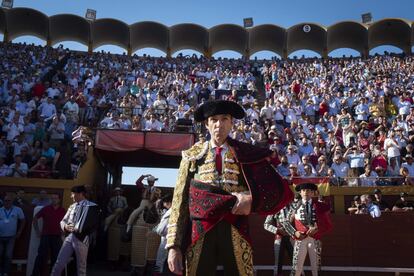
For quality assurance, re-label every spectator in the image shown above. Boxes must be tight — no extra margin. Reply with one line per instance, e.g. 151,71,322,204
144,114,162,131
348,195,361,214
154,194,173,275
31,189,52,207
276,155,290,177
9,154,28,177
47,116,65,148
316,155,329,176
32,194,66,275
0,194,25,276
0,157,9,177
41,141,56,164
356,194,381,218
359,166,378,187
29,156,52,178
401,154,414,176
399,167,414,185
392,192,414,212
384,131,401,166
104,187,128,231
330,155,350,180
372,189,390,212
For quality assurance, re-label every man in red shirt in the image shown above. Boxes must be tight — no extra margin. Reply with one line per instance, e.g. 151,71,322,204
32,80,46,98
31,194,66,275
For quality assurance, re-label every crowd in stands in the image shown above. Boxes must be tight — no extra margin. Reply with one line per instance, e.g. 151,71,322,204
2,40,414,187
0,42,90,179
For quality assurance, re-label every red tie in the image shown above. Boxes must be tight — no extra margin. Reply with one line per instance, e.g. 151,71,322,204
215,147,223,175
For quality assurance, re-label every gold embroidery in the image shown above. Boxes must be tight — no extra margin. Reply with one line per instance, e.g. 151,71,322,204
185,236,204,276
168,141,250,249
166,158,190,249
231,226,254,276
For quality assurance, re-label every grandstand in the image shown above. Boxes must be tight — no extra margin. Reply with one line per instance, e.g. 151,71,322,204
1,5,414,276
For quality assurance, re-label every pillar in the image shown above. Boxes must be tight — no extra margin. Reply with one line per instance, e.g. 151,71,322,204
362,47,369,60
282,48,287,60
322,48,328,59
204,47,212,59
3,31,9,43
88,41,93,54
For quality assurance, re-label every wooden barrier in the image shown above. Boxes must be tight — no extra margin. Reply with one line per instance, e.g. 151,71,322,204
250,212,414,272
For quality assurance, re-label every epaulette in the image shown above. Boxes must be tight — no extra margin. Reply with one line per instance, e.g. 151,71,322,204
182,141,209,162
182,141,209,172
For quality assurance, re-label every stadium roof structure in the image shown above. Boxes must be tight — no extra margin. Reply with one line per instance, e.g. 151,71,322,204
0,7,413,58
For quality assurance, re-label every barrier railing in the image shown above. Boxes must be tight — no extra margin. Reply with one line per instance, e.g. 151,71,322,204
290,176,405,187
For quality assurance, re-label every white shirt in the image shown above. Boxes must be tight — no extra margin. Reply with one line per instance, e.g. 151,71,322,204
359,172,378,187
63,101,79,114
331,162,349,178
384,138,400,158
144,119,162,131
39,103,57,118
4,122,24,141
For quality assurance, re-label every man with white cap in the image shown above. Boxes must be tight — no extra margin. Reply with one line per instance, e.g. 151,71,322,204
126,174,160,232
104,187,128,231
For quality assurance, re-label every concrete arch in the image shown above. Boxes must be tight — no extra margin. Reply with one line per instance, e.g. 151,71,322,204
249,24,286,57
92,18,129,50
368,18,411,54
287,23,326,57
49,14,90,47
170,23,208,55
130,21,169,53
209,24,247,56
327,21,367,55
412,22,414,47
6,7,48,41
0,9,6,34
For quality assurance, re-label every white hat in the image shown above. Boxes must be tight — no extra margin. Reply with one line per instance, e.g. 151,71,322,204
147,175,158,182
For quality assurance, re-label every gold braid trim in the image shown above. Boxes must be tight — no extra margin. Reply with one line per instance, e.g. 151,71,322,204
166,158,190,249
231,226,254,276
185,235,205,276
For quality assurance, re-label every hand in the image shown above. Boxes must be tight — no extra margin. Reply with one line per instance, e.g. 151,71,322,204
15,231,22,239
231,192,252,215
168,247,183,275
306,226,318,237
294,231,306,240
65,224,74,232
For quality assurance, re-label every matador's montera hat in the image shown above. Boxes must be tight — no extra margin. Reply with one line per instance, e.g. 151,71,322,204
194,100,245,122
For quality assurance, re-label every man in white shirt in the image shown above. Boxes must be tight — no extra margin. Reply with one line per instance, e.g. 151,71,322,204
359,166,378,187
39,97,57,119
46,82,61,99
4,116,24,142
63,96,79,117
358,194,381,218
330,155,349,179
144,114,162,131
9,154,28,178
